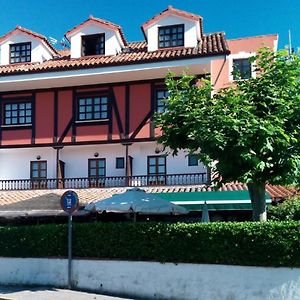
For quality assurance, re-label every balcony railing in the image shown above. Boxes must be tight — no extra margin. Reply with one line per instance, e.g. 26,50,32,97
0,173,208,191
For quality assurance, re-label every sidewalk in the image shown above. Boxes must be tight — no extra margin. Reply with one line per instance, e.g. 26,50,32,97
0,286,135,300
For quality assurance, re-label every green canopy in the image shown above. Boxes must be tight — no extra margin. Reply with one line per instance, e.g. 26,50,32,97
156,190,272,211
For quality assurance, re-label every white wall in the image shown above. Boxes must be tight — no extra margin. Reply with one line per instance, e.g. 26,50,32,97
0,258,299,300
0,142,206,180
146,15,199,52
0,33,53,65
69,24,122,58
0,147,56,179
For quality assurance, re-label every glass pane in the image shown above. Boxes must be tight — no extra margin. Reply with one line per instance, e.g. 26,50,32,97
12,111,17,117
26,103,31,109
5,112,11,117
149,157,156,165
94,112,100,119
90,160,96,168
86,113,92,119
12,104,18,110
101,104,107,111
86,105,92,112
32,171,39,178
158,165,165,173
149,166,156,174
98,169,105,176
79,106,85,112
94,105,100,112
40,162,47,169
19,117,25,123
5,104,11,110
5,119,11,125
26,117,31,123
94,98,100,104
98,160,105,167
32,163,38,170
79,99,85,105
90,169,96,176
19,103,25,109
26,110,31,116
40,171,46,178
79,114,85,120
12,118,18,124
158,157,165,164
101,112,107,119
86,98,92,105
101,97,108,104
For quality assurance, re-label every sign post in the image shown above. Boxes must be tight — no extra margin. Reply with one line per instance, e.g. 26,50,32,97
60,190,79,289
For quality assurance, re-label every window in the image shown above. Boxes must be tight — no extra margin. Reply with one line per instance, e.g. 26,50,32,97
233,58,252,80
77,96,108,121
156,90,169,113
30,161,47,189
188,155,198,166
10,42,31,63
3,102,32,125
147,156,166,185
158,24,184,48
116,157,125,169
88,158,106,187
82,34,105,56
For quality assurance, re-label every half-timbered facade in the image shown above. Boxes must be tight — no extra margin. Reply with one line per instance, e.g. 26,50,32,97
0,6,278,191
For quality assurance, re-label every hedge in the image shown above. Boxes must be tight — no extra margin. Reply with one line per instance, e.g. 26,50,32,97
0,221,299,267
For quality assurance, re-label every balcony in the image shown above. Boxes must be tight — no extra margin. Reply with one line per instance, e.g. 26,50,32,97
0,173,208,191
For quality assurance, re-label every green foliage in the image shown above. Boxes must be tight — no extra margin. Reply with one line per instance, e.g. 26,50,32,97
0,222,299,267
268,196,300,221
155,48,300,186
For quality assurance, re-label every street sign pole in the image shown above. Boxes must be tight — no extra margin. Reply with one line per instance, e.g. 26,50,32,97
68,214,73,289
60,190,79,290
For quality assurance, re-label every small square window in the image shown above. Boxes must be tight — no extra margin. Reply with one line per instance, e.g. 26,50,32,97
188,155,198,166
233,58,252,80
116,157,125,169
158,24,184,49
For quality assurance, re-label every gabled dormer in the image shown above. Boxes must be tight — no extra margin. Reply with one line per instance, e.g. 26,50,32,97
142,6,203,52
0,26,58,65
65,16,127,59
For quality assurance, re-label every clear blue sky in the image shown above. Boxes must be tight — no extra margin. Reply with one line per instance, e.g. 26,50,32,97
0,0,298,50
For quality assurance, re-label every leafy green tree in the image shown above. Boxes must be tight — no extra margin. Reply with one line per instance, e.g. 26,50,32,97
156,48,300,221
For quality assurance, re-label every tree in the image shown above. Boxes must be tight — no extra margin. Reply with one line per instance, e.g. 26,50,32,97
155,48,300,221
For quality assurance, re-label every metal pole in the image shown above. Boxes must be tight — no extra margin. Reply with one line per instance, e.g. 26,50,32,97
68,214,73,289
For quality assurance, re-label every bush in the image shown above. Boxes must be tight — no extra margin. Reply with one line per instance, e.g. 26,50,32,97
268,196,300,221
0,221,299,267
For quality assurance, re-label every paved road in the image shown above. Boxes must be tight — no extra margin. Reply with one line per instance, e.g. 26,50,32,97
0,286,135,300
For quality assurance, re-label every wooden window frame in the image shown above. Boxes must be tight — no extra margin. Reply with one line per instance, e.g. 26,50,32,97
30,160,47,189
116,157,125,169
2,99,32,126
158,24,184,49
147,155,167,185
233,58,252,80
77,94,109,122
10,42,31,64
155,89,169,113
82,33,105,56
88,158,106,188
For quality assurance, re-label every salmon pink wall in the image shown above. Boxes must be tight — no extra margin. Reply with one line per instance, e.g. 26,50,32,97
58,90,73,143
112,86,126,140
35,92,54,144
2,129,32,145
76,125,108,142
212,34,278,91
129,84,151,138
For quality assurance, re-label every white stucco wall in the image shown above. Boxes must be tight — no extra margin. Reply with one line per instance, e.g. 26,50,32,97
0,142,206,180
0,258,299,300
69,24,122,58
146,15,199,52
0,147,56,179
0,33,53,65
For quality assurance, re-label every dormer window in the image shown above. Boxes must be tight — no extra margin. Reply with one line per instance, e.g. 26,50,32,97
10,42,31,63
158,24,184,48
82,33,105,56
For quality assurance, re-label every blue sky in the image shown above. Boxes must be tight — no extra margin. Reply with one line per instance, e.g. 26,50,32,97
0,0,298,50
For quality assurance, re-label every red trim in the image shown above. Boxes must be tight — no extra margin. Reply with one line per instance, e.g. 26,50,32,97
65,16,127,46
142,6,202,37
0,26,58,56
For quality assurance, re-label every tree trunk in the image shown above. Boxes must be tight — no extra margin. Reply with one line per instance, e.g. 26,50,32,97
247,182,267,222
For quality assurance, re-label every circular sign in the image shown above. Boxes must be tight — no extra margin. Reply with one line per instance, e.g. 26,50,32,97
60,190,79,214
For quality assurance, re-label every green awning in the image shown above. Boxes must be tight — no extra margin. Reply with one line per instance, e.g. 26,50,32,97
156,190,272,211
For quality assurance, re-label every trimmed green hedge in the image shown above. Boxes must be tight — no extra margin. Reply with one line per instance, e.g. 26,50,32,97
0,221,299,267
268,196,300,221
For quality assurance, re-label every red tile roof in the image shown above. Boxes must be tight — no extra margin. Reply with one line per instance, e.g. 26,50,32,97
142,5,203,37
65,16,127,46
0,183,297,212
0,33,229,76
0,26,59,56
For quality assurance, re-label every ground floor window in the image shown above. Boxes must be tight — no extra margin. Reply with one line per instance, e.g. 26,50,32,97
147,155,166,185
30,161,47,189
88,158,106,187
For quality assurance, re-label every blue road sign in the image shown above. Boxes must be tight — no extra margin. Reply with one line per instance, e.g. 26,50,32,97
60,190,79,214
